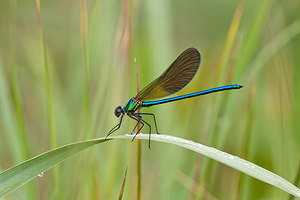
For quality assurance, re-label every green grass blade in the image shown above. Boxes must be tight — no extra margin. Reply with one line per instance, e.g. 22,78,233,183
0,139,108,197
134,134,300,198
1,134,299,198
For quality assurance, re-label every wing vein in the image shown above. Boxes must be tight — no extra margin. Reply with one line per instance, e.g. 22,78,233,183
135,48,201,101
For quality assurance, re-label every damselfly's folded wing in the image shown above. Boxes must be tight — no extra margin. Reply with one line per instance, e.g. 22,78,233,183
135,48,201,101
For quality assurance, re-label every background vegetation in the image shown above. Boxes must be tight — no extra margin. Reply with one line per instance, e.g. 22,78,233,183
0,0,299,199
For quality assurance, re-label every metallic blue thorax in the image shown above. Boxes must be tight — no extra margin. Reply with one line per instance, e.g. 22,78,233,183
123,98,142,113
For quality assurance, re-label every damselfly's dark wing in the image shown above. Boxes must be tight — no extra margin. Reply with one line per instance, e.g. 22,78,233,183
135,48,201,101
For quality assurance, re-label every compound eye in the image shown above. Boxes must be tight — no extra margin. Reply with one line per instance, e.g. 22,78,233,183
114,106,122,117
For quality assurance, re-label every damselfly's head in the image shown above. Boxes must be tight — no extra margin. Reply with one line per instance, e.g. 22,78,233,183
114,106,123,117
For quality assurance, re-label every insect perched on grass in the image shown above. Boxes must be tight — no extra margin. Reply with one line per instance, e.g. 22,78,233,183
106,48,243,148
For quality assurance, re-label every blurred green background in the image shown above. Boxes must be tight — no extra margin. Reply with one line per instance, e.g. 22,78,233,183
0,0,299,199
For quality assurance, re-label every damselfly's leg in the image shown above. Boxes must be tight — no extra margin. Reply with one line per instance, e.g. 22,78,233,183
134,113,160,134
131,117,141,134
106,114,124,139
132,113,152,149
128,114,145,140
131,114,151,135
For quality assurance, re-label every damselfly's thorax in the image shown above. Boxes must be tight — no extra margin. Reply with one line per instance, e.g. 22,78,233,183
121,98,143,114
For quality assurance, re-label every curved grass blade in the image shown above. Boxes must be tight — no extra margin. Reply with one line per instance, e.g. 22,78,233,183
135,48,200,100
0,139,109,197
131,134,300,198
0,134,299,198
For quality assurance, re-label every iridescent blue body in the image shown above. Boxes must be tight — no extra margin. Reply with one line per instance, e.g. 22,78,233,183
123,98,142,113
142,84,242,107
107,48,243,148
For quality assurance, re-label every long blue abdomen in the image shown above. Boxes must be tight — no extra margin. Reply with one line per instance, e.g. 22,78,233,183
142,84,242,107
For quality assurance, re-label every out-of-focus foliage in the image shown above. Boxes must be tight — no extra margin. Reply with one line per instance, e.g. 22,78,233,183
0,0,299,199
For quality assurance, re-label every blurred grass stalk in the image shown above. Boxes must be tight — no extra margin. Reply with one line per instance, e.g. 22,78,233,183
0,1,37,199
197,0,247,196
80,0,90,139
76,0,98,199
134,57,142,200
35,0,60,197
118,166,128,200
0,60,36,200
